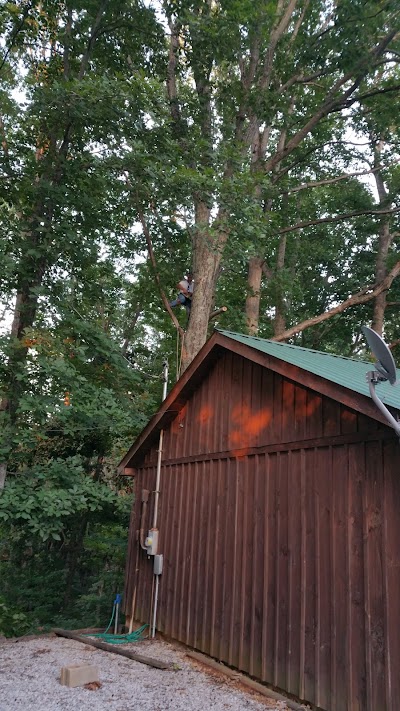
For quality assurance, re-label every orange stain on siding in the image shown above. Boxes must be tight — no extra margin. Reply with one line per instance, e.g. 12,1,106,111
197,404,214,425
228,406,272,450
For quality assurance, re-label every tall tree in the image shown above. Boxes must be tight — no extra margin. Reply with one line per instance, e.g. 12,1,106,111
0,0,164,487
154,0,399,368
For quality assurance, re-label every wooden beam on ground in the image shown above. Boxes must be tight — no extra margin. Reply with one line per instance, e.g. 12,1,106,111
53,628,173,670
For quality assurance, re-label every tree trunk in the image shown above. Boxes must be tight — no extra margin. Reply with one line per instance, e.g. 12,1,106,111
0,464,6,490
273,233,287,337
372,143,392,336
181,202,226,371
245,257,264,335
372,221,391,335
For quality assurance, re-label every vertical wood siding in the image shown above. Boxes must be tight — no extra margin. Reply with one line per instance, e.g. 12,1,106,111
124,352,400,711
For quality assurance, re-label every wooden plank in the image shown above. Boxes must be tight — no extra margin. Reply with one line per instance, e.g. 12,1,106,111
272,373,283,443
170,464,185,639
287,450,302,698
323,398,341,437
182,462,197,644
347,442,367,711
177,460,192,642
382,439,400,709
314,445,332,711
294,383,308,441
218,457,236,663
330,445,348,711
201,460,217,655
263,452,277,683
276,451,289,691
261,452,272,683
298,449,306,700
53,629,173,670
158,463,175,638
364,440,385,711
282,379,296,441
306,390,323,439
209,458,224,659
193,460,207,650
339,404,357,435
303,452,316,703
249,454,263,679
238,455,251,672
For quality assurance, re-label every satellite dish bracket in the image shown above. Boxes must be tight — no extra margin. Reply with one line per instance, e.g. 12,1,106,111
366,370,400,438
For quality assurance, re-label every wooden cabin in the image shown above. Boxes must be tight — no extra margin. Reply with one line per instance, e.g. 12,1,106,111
119,329,400,711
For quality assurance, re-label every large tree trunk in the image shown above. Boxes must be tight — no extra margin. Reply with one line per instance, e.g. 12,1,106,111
245,257,264,335
372,142,392,336
372,221,391,335
181,202,226,370
0,232,48,490
273,233,288,337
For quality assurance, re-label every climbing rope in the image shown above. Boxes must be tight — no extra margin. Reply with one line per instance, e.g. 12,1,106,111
178,330,185,379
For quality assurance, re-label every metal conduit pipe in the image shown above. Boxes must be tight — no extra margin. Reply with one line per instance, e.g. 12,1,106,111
128,488,150,634
139,489,150,551
152,360,169,530
151,360,168,638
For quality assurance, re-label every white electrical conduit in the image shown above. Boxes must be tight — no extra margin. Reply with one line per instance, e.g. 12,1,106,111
151,360,169,638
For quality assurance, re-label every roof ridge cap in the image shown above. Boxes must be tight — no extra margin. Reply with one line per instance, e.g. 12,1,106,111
217,328,373,365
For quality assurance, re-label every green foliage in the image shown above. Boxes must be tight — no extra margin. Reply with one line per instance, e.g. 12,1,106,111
0,596,31,638
0,458,117,540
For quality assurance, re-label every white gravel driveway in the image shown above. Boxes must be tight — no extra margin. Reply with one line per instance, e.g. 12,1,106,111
0,634,300,711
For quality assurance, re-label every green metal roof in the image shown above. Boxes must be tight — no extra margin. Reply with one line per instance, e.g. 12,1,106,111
217,329,400,411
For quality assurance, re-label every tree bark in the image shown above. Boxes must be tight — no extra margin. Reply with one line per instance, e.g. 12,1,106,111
245,257,264,335
53,628,172,669
372,141,393,336
181,201,225,371
273,226,288,337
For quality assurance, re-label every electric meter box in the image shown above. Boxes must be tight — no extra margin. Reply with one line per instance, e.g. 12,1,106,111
144,529,159,556
153,554,163,575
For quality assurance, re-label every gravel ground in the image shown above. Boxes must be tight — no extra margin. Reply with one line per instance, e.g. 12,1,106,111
0,634,303,711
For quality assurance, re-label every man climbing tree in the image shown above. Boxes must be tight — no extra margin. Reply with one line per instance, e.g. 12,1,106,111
169,272,194,318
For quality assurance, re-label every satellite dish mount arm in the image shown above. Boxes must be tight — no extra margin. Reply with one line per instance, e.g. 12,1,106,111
367,370,400,438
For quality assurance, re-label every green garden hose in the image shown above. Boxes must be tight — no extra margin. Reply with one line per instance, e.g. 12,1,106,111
85,595,148,645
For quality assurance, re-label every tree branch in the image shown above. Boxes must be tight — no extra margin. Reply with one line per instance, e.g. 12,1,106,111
264,28,398,173
272,259,400,342
338,82,400,109
0,112,12,176
277,206,400,236
166,18,183,132
260,0,299,90
280,163,399,195
0,1,33,73
78,0,109,80
136,205,184,337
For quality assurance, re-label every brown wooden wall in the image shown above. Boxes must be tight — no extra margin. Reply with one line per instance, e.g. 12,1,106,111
124,351,400,711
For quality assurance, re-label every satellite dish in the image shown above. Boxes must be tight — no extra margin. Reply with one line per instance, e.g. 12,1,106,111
361,326,397,385
361,325,400,439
